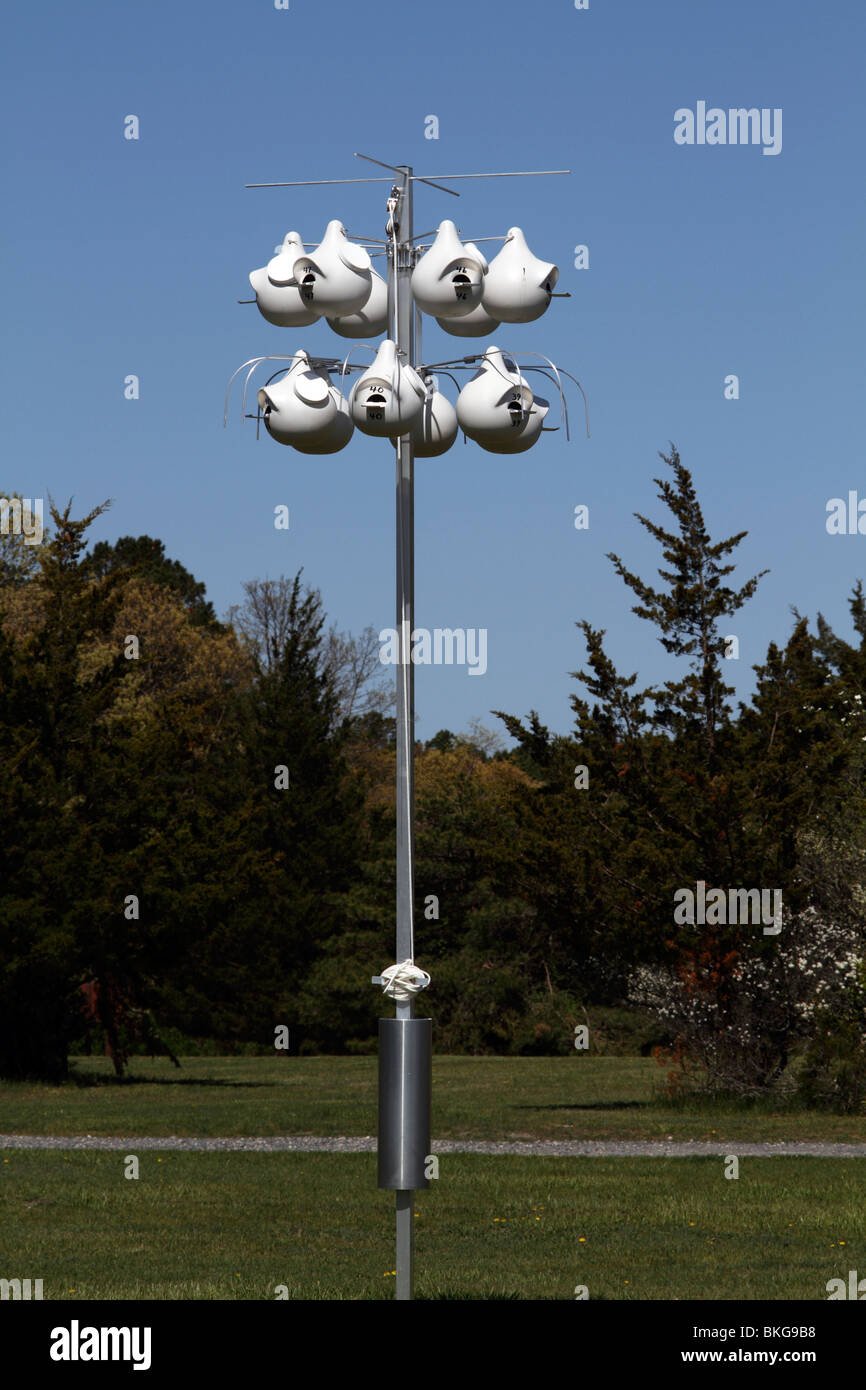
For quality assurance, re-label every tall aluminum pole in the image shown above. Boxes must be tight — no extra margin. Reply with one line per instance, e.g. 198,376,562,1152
391,165,416,1302
239,156,570,1306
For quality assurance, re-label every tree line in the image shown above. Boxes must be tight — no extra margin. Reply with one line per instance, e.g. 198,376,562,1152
2,448,865,1107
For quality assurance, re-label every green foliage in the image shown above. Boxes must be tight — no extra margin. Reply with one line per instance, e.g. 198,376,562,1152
798,989,866,1114
0,498,121,1079
86,534,220,629
497,446,866,1096
0,502,263,1077
604,446,767,756
4,449,866,1093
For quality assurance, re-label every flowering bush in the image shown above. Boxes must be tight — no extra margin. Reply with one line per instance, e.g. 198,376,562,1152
628,907,865,1095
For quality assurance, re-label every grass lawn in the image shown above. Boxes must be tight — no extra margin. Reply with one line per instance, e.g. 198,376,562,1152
0,1150,860,1300
0,1054,863,1143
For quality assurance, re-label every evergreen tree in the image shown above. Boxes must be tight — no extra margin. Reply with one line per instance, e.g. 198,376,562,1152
604,445,767,761
174,573,365,1047
491,451,783,1065
0,503,251,1076
86,535,220,629
0,499,121,1078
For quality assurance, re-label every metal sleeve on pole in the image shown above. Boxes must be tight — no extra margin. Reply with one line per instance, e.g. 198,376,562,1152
378,1018,432,1190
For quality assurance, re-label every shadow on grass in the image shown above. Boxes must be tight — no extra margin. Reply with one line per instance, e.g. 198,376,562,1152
67,1070,277,1090
512,1101,645,1112
419,1292,605,1300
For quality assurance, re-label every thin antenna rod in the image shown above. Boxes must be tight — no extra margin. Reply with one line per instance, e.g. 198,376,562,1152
246,177,394,188
411,176,458,196
355,152,459,197
414,169,570,180
246,168,569,191
413,177,458,196
354,151,404,173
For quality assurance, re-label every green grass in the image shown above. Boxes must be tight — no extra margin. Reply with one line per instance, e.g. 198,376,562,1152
0,1151,861,1300
1,1055,863,1142
3,1058,861,1301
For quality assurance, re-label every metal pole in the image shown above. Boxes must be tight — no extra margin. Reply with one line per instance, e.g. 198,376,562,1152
391,165,416,1301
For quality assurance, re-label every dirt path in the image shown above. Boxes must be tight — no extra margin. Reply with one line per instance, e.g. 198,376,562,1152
2,1135,865,1156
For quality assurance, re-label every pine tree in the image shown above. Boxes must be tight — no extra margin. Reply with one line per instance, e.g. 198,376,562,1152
0,502,248,1076
178,573,365,1046
496,449,774,1003
0,498,120,1079
604,445,768,762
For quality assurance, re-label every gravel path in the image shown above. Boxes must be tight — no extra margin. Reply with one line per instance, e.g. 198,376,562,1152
2,1134,866,1157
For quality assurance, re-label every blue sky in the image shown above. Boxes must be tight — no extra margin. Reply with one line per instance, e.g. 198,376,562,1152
2,0,864,741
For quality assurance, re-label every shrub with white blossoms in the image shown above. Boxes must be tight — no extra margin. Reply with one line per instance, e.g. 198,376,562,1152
628,906,864,1093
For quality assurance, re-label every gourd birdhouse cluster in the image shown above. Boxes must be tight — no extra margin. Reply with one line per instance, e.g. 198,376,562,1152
235,210,567,456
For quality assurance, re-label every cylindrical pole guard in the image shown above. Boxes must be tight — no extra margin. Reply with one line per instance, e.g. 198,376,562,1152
377,1017,432,1190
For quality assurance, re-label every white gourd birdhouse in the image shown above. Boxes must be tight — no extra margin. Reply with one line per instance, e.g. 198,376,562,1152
436,301,502,338
411,221,487,319
455,346,548,453
326,267,389,338
481,227,559,324
292,220,373,318
349,339,427,437
490,390,549,453
391,377,458,457
249,231,322,327
257,350,354,454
